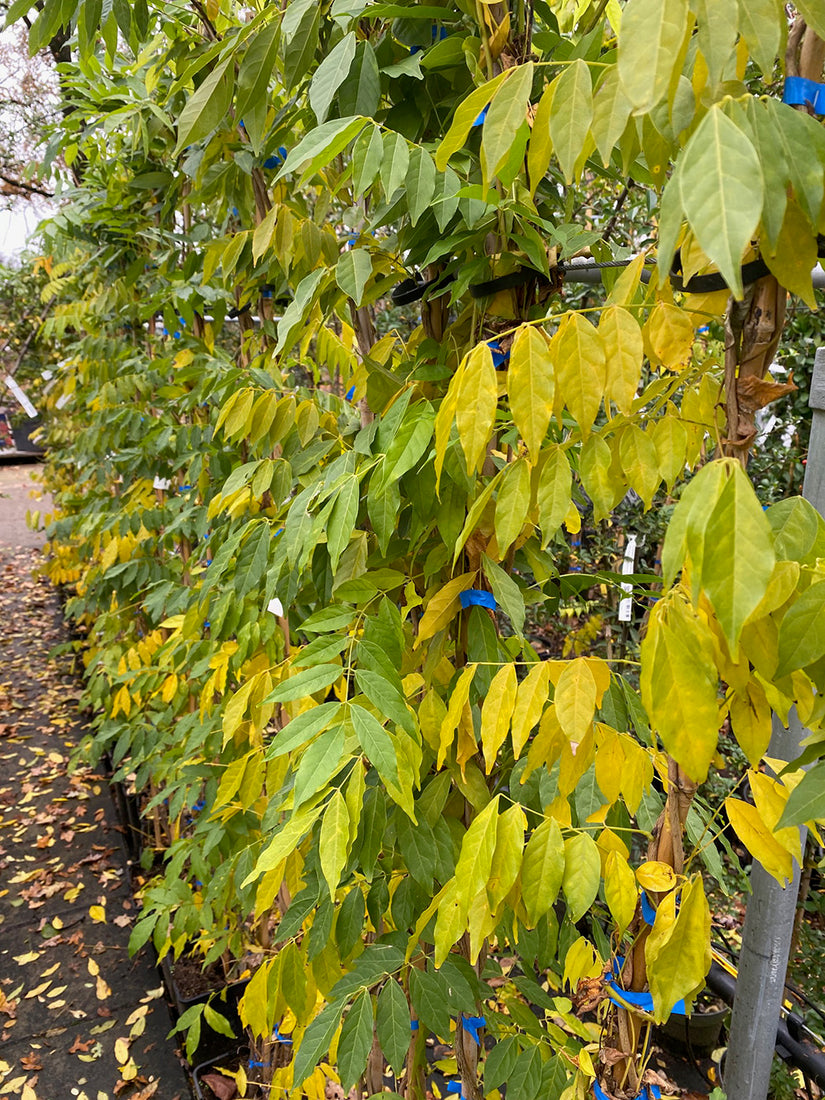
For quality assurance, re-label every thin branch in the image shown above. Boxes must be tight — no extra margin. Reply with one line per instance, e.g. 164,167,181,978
0,171,53,198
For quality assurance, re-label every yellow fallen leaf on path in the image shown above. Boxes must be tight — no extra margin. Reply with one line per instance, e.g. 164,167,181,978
89,904,106,923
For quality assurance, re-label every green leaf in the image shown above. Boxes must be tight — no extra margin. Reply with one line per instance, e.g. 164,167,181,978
276,116,370,184
591,67,632,167
678,107,763,298
520,817,564,927
484,1036,519,1092
435,69,510,170
339,41,381,117
337,248,373,306
777,760,825,829
236,21,281,149
350,703,400,789
293,725,348,807
338,992,374,1090
175,57,234,153
376,978,410,1075
292,1001,345,1086
352,124,384,197
396,812,436,887
203,1003,236,1039
737,0,783,76
693,0,737,87
283,0,320,89
409,966,452,1039
508,1045,544,1100
495,458,531,556
700,460,776,655
548,60,592,184
244,802,324,885
767,497,820,562
405,145,437,226
618,0,689,112
309,31,357,123
265,663,343,703
561,832,601,923
381,130,410,196
776,581,825,678
482,554,526,637
320,789,351,899
481,62,534,184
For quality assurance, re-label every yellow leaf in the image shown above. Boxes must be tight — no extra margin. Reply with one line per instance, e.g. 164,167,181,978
555,658,597,741
640,595,720,783
415,574,475,645
89,904,106,924
508,324,554,459
725,796,793,884
434,361,464,490
605,251,648,306
511,661,553,757
563,936,601,990
619,425,660,509
652,410,688,491
762,201,818,309
644,302,694,371
439,665,477,768
729,680,772,765
96,975,112,999
600,305,643,413
114,1036,131,1064
604,850,637,934
749,771,802,860
527,82,555,195
553,313,605,437
636,860,678,893
456,343,498,474
481,665,517,773
494,458,532,555
594,729,624,803
645,877,711,1023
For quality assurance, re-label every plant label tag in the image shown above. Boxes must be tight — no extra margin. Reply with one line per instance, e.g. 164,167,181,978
267,597,284,616
618,532,638,623
4,375,37,418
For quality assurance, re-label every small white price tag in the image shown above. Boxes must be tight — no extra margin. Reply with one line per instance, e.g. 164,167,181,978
618,533,638,623
267,597,284,616
4,375,37,418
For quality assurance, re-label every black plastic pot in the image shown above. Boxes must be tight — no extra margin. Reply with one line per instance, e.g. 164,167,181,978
656,1002,729,1053
159,953,248,1063
192,1045,249,1100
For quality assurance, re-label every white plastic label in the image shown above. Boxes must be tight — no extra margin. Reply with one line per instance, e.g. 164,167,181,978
267,597,284,616
153,476,171,490
618,533,638,623
4,375,37,418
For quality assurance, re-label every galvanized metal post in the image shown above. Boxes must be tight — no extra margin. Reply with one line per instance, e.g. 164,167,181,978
722,347,825,1099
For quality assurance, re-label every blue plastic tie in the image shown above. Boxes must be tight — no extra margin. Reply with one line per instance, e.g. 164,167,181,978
432,24,448,40
345,385,356,401
264,146,288,169
606,958,685,1017
191,799,206,813
459,590,497,611
473,106,488,127
447,1083,464,1099
593,1082,661,1100
248,1060,270,1068
640,892,657,927
783,76,825,115
461,1015,486,1044
410,1019,419,1030
273,1025,293,1044
487,340,509,368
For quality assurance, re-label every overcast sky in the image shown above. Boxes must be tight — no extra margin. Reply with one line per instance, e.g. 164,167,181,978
0,203,43,262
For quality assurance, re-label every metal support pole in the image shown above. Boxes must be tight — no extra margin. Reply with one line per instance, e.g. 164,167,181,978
722,347,825,1100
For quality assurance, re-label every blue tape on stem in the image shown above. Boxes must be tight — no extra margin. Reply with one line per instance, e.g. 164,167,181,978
783,76,825,115
487,340,510,368
459,589,497,611
593,1082,661,1100
461,1015,486,1044
410,1019,419,1030
264,146,288,169
447,1083,464,1098
607,958,685,1016
640,892,657,927
249,1060,271,1068
472,105,488,127
273,1025,293,1043
432,24,448,40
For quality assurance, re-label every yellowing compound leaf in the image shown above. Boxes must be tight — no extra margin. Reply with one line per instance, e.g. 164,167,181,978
554,313,605,437
454,795,501,913
456,343,498,474
645,876,710,1022
520,817,565,927
725,796,793,884
600,305,643,413
495,458,531,555
640,595,720,782
619,425,660,509
604,850,637,934
562,832,601,922
555,658,597,741
481,664,517,773
729,679,772,765
319,790,351,900
536,444,572,547
644,302,694,371
416,574,475,645
509,324,554,459
548,59,593,183
511,661,553,757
